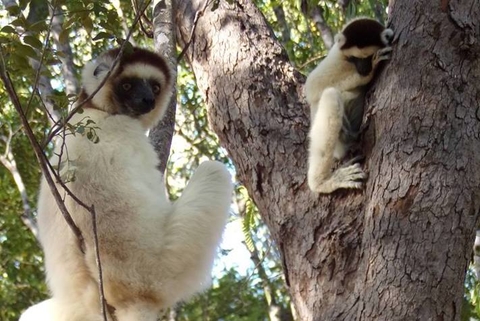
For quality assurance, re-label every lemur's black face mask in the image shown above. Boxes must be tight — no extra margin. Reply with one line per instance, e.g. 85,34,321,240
346,55,374,77
114,77,162,117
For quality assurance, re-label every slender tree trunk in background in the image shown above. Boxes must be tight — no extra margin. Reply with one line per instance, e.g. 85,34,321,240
23,0,61,124
0,147,39,238
175,0,480,320
150,0,177,173
50,6,79,97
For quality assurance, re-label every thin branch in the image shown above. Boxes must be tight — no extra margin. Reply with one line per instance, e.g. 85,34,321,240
177,0,211,61
133,0,154,38
112,0,138,46
91,205,109,321
297,53,326,70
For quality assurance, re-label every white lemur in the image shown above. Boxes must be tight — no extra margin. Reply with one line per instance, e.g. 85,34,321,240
305,18,393,194
20,47,233,321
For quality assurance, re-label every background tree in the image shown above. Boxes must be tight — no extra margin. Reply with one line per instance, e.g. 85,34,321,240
1,0,480,320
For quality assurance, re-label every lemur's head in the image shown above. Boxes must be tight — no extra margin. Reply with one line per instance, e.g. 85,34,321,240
80,47,173,129
335,18,393,58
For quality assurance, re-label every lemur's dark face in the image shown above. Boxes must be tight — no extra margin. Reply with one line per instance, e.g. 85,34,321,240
82,47,173,129
113,77,162,117
346,56,374,77
337,19,393,77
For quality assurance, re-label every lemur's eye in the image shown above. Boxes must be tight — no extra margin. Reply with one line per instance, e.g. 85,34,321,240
122,83,132,91
152,84,161,94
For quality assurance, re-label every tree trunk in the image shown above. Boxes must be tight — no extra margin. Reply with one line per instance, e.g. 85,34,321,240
175,0,480,320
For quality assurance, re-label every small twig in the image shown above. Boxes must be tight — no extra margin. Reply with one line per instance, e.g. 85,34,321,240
132,0,153,37
177,0,212,61
297,53,326,70
91,205,109,321
44,156,91,211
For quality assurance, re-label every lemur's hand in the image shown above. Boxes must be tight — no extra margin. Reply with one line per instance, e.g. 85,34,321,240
373,46,393,68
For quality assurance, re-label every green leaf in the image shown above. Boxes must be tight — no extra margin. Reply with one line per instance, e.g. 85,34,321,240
115,39,133,54
23,36,43,50
63,16,77,30
0,26,17,34
28,21,48,32
6,5,21,16
241,200,256,253
10,18,26,28
92,32,113,41
0,36,11,44
211,0,220,11
86,130,99,143
82,16,93,35
58,28,71,44
10,52,30,68
18,0,31,10
13,43,38,60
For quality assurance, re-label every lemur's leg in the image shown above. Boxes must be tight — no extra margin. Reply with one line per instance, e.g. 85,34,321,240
308,88,366,194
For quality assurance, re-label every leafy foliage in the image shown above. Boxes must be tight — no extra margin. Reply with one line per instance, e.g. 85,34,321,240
462,267,480,321
0,109,47,320
173,269,270,321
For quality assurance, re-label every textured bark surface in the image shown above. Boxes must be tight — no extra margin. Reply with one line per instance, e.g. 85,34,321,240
175,0,480,320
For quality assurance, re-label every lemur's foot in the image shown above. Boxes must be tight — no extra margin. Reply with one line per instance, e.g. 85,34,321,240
330,163,367,190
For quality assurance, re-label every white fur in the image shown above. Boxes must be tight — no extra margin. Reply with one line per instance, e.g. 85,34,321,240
305,24,391,194
81,55,117,113
24,100,232,319
122,64,168,84
19,298,107,321
381,29,394,46
19,299,56,321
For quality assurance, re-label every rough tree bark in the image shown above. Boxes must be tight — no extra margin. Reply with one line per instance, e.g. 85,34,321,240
175,0,480,320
